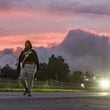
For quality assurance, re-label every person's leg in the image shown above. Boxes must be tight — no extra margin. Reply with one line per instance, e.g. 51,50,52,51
24,64,36,96
26,69,34,96
20,69,28,95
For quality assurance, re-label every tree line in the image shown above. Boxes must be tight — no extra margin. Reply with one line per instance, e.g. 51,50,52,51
0,55,95,83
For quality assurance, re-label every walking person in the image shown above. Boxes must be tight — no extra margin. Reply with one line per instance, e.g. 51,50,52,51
17,40,39,96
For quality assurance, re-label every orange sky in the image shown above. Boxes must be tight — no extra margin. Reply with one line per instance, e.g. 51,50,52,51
0,32,66,50
0,0,110,51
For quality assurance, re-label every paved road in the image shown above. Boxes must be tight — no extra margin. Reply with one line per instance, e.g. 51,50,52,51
0,92,110,110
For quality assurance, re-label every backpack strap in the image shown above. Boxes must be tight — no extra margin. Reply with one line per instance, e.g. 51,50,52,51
20,49,32,68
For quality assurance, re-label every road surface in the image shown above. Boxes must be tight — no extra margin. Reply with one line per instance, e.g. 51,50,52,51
0,92,110,110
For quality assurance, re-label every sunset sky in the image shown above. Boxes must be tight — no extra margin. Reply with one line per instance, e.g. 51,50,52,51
0,0,110,50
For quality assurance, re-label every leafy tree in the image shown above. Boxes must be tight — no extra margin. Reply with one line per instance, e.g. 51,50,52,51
1,64,19,79
69,71,84,83
35,63,49,80
47,55,70,81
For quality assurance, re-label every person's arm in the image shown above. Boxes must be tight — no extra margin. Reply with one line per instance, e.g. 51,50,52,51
17,50,24,72
33,50,40,72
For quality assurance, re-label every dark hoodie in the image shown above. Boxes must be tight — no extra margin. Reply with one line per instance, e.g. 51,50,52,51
17,49,39,71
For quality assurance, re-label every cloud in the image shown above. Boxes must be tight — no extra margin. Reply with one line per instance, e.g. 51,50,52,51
0,48,17,68
1,29,110,75
0,46,50,68
34,47,50,63
52,29,110,74
0,32,65,50
0,0,110,16
47,0,110,16
0,0,11,10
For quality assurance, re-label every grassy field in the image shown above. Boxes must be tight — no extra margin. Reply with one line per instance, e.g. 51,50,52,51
0,87,103,93
0,80,101,92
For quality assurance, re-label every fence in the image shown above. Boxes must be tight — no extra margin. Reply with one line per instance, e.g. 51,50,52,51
0,78,83,89
0,78,99,90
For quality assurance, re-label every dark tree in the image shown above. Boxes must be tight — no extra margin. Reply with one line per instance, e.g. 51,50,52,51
35,63,49,80
69,71,84,83
1,64,19,79
47,55,70,81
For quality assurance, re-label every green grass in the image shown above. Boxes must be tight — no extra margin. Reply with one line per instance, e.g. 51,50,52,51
0,87,101,93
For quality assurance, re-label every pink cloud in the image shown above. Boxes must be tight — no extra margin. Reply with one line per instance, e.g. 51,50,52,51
0,32,66,50
0,29,110,51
